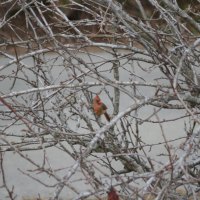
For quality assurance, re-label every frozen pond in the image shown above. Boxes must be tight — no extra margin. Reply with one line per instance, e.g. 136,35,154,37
0,50,189,199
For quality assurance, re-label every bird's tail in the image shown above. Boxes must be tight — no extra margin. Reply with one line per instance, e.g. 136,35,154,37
104,112,110,122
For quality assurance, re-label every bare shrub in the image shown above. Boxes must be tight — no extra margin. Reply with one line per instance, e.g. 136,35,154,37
0,0,200,199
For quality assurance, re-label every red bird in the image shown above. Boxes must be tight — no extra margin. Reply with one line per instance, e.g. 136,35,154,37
107,187,119,200
93,95,110,121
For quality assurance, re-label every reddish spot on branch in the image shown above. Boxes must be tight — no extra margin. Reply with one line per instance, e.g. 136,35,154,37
107,187,119,200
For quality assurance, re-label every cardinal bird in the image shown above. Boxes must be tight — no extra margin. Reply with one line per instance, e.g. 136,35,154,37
107,187,119,200
93,95,110,121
